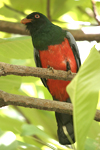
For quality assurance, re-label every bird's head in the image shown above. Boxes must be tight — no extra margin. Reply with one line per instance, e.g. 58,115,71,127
21,12,51,35
21,12,66,50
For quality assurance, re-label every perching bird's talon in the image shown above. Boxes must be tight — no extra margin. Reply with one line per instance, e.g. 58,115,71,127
47,65,54,73
67,70,72,75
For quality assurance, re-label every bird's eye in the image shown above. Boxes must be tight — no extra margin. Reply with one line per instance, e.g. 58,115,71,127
35,14,40,19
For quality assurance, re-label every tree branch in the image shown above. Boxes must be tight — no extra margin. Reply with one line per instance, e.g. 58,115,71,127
0,62,75,81
0,89,100,122
92,0,100,25
0,62,100,122
0,20,29,35
0,20,100,41
68,28,100,42
0,89,73,114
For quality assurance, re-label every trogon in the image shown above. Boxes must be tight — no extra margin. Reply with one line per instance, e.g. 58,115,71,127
21,12,81,145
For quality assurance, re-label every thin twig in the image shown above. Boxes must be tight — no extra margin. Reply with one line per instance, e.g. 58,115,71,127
4,3,26,16
47,0,51,21
0,90,100,122
13,106,31,124
13,106,57,150
77,6,94,18
91,0,100,25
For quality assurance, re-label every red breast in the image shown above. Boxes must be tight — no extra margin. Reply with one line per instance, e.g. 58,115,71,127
39,38,77,101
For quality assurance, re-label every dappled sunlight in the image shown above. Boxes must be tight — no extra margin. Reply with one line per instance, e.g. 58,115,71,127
77,41,97,64
24,9,33,14
38,91,45,99
21,83,37,97
21,81,46,99
0,106,25,121
0,131,16,146
62,14,91,29
35,80,43,86
20,145,27,149
95,43,100,51
97,91,100,109
82,26,100,34
0,15,17,22
37,125,44,131
62,14,80,29
0,1,3,8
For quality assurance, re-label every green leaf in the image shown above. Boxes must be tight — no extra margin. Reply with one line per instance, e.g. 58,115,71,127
51,0,88,19
0,75,21,93
85,138,96,150
0,114,24,134
88,121,100,140
0,36,33,59
0,130,18,150
67,47,100,150
0,3,24,22
9,0,47,16
18,106,56,139
21,124,50,140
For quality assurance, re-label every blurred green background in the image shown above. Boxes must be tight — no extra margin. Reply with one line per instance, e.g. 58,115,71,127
0,0,100,149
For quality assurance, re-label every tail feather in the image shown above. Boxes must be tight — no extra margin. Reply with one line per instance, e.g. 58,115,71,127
55,98,75,145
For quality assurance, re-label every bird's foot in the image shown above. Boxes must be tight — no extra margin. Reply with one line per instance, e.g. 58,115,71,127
47,65,54,73
67,70,73,75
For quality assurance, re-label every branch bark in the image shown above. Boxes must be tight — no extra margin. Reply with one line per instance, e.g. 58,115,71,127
0,62,75,81
0,20,100,41
0,90,100,122
0,20,29,35
92,0,100,25
0,62,100,122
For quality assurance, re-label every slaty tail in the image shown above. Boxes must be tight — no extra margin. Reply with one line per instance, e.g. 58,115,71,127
55,98,75,145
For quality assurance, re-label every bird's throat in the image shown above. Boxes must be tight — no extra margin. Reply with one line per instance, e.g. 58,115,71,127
31,24,66,50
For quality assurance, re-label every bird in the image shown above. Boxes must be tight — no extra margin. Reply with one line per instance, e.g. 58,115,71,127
21,12,81,145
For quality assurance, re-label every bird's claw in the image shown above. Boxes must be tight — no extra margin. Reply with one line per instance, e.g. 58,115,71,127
47,65,54,73
67,70,72,75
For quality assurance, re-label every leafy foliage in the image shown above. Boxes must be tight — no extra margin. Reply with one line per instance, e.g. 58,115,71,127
67,47,100,150
0,0,100,150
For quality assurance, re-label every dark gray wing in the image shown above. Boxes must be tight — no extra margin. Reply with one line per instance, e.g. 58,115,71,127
66,31,81,71
34,48,49,89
